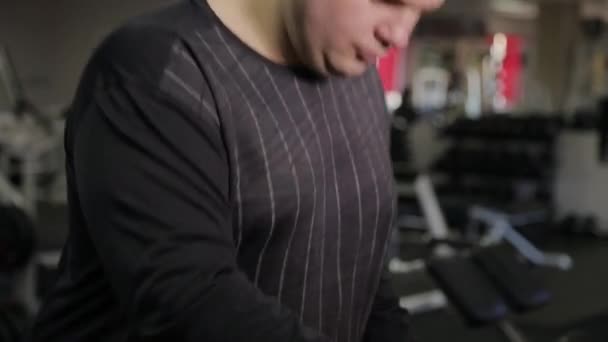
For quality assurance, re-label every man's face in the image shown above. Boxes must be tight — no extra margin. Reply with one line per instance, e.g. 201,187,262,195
284,0,443,77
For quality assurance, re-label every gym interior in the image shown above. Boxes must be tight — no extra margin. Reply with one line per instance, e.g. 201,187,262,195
1,0,608,341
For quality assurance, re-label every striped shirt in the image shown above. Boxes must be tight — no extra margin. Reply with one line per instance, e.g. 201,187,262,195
30,1,407,342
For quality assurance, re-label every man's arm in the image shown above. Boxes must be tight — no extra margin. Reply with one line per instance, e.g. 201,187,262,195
70,41,328,341
362,268,412,342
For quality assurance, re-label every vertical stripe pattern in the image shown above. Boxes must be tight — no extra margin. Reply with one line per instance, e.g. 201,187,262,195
328,79,363,342
316,83,344,338
197,31,276,286
294,80,327,322
339,81,382,340
189,12,395,341
214,28,282,286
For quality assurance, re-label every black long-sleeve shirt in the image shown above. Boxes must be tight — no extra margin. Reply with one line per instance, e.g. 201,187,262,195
29,1,409,341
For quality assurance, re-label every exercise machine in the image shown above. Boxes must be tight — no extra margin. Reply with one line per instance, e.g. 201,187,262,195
390,172,577,341
0,46,65,218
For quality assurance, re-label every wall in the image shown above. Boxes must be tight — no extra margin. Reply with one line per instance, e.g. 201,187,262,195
0,0,174,109
0,2,57,106
536,2,581,112
556,131,608,233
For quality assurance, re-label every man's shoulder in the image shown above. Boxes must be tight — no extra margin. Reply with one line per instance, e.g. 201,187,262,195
119,0,215,40
92,0,214,85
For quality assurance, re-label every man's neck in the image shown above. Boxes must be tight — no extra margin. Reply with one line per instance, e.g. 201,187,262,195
206,0,295,65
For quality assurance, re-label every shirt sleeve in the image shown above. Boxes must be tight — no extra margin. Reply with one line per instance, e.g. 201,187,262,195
362,267,412,342
67,28,330,342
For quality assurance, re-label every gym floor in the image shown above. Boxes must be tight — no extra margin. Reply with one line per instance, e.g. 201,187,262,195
397,236,608,342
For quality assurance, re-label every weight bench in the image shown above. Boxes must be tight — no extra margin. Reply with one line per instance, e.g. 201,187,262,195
424,245,552,342
393,174,570,341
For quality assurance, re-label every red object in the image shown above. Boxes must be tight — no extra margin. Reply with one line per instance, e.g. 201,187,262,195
488,34,523,108
500,35,522,106
377,48,400,91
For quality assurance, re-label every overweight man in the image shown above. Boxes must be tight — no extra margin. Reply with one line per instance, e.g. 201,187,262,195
30,0,443,341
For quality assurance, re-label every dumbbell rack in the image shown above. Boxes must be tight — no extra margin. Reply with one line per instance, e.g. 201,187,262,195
432,115,561,236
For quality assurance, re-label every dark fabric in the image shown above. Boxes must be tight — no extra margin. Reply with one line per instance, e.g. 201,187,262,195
29,1,408,341
362,268,412,342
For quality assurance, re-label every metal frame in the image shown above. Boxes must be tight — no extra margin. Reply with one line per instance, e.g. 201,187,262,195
0,125,63,217
471,206,573,271
0,46,64,217
0,45,22,112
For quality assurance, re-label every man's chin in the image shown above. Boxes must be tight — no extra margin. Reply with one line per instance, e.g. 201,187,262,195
320,54,368,78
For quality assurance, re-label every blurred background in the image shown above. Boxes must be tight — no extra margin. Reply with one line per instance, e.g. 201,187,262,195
1,0,608,341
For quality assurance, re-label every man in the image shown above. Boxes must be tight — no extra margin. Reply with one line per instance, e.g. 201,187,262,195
30,0,442,341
